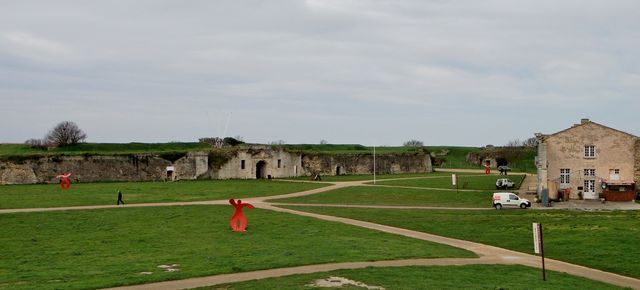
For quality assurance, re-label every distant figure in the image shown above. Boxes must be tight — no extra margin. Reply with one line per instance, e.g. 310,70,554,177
229,198,254,232
117,190,124,205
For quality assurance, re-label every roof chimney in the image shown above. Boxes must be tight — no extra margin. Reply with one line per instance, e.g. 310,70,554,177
581,118,590,124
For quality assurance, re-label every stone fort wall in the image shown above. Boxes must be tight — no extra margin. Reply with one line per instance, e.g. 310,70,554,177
0,146,432,184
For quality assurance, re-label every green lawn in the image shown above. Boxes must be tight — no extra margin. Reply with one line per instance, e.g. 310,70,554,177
205,264,622,290
280,171,456,182
371,174,526,190
0,206,474,290
0,180,328,209
269,186,493,208
283,207,640,279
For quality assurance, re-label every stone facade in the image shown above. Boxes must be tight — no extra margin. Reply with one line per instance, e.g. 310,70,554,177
0,145,433,184
536,119,639,200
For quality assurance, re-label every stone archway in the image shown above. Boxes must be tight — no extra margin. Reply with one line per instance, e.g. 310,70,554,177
256,161,266,179
336,166,342,176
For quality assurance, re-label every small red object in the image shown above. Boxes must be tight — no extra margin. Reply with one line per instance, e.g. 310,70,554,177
56,173,72,190
229,199,254,232
484,164,491,175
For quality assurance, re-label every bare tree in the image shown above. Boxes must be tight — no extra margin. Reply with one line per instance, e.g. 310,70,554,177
403,139,424,147
504,139,523,147
270,140,285,145
523,137,538,147
45,121,87,147
25,138,49,149
319,139,328,145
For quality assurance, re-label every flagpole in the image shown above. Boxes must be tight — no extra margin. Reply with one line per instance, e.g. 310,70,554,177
373,144,376,185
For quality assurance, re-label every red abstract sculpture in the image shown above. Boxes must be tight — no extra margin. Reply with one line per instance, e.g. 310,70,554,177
56,172,72,190
229,199,254,232
483,162,491,175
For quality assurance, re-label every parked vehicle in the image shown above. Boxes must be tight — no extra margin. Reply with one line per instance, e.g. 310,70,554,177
495,178,515,189
492,192,531,209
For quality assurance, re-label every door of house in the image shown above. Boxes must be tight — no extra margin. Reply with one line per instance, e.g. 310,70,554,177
583,180,596,199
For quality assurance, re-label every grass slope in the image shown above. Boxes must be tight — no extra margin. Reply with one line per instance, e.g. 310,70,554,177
206,264,622,290
284,207,640,279
0,180,328,209
0,206,474,290
270,186,493,208
281,171,456,182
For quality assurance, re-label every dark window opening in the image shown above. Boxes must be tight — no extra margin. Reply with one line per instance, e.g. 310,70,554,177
241,160,245,169
278,159,281,168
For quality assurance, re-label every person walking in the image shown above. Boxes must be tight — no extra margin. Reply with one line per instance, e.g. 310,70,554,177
117,190,125,205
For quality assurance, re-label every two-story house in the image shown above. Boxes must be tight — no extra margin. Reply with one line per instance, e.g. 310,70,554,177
536,119,639,201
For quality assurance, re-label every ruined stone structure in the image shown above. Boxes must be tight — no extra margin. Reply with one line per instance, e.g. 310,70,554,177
0,145,432,184
536,119,639,201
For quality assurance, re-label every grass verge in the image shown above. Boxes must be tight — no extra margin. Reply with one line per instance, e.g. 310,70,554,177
282,207,640,279
370,174,526,190
0,180,328,209
269,186,492,208
204,264,622,290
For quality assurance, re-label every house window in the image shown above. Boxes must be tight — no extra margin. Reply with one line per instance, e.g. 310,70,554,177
560,169,570,184
584,146,595,158
584,169,595,177
241,160,245,170
277,159,281,168
609,169,620,180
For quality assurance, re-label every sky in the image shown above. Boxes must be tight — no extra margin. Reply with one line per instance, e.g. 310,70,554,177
1,0,639,146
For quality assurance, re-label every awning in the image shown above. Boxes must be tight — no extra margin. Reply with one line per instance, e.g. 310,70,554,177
602,179,635,185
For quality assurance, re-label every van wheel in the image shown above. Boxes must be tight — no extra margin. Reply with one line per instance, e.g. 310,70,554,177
520,203,527,209
494,204,502,210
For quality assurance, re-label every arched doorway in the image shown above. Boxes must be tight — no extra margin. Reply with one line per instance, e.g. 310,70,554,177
336,166,342,176
256,161,266,179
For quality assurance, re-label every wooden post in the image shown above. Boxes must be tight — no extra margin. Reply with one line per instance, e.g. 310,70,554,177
540,223,546,281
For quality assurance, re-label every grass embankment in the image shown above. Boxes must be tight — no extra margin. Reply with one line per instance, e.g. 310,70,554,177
280,144,421,155
0,180,328,209
370,174,526,190
0,206,474,290
284,207,640,279
206,264,622,290
429,146,537,173
0,142,212,158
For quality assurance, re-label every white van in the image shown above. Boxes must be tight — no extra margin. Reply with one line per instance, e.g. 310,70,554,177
492,192,531,209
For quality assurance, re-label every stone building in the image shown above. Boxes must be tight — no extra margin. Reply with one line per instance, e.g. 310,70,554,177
536,119,639,201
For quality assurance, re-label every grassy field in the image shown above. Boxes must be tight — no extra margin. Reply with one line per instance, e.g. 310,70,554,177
0,180,328,209
206,264,622,290
0,206,474,290
280,171,458,182
269,186,493,208
284,206,640,279
370,174,527,190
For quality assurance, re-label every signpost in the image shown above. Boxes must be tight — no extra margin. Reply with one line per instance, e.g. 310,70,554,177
533,222,546,281
452,174,458,193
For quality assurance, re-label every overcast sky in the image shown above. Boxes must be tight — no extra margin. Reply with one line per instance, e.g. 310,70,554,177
1,1,639,146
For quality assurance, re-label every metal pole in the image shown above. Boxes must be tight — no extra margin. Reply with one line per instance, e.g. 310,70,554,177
540,223,546,281
373,145,376,185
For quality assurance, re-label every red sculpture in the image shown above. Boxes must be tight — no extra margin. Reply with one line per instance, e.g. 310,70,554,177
483,162,491,175
56,172,72,189
229,199,254,232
